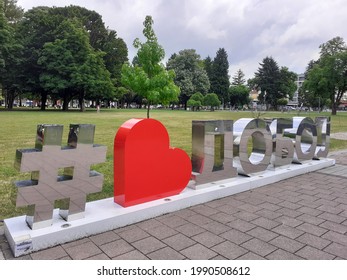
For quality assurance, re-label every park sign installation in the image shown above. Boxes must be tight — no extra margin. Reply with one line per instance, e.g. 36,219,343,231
5,116,332,256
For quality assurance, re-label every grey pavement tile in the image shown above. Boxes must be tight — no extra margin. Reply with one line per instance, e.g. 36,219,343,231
296,233,332,250
233,211,259,221
241,238,277,257
186,214,214,226
227,219,257,232
324,242,347,259
266,249,303,260
258,202,282,211
244,197,265,206
295,245,335,260
192,231,225,248
175,223,206,237
269,236,305,253
336,197,347,205
209,212,237,224
190,204,220,216
132,237,166,255
148,246,185,260
219,229,253,245
237,252,265,260
251,217,281,230
211,241,248,259
315,198,339,207
297,213,326,225
113,224,138,234
85,253,110,260
156,215,188,228
297,206,323,216
30,245,67,260
237,203,263,213
89,231,121,246
58,255,72,260
181,243,218,260
320,221,347,234
118,226,151,243
247,227,279,242
275,216,303,228
276,208,302,218
216,204,240,214
64,241,102,260
321,231,347,246
296,222,328,237
100,239,134,258
318,212,346,224
136,219,164,231
204,198,227,208
341,210,347,218
61,237,90,249
317,205,344,215
112,250,149,260
278,201,302,210
145,224,178,239
201,221,231,235
163,233,196,251
272,224,305,239
174,208,197,218
210,255,228,260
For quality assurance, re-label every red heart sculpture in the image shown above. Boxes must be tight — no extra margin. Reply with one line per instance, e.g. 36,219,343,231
114,118,192,207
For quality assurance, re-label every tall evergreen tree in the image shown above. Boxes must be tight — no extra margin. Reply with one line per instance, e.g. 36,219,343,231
232,69,246,86
210,48,230,108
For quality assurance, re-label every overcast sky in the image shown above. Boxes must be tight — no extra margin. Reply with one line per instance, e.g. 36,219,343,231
17,0,347,80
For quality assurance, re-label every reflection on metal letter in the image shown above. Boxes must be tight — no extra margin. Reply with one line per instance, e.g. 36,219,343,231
15,124,106,230
315,117,330,158
233,118,272,175
191,120,237,184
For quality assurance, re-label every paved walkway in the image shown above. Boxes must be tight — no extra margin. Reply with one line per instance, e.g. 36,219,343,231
1,151,347,260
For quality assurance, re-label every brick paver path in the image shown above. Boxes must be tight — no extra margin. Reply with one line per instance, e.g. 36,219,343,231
1,150,347,260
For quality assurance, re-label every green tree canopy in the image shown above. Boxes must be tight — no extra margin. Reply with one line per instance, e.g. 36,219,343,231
121,15,179,118
303,36,347,115
229,85,250,108
167,49,210,109
187,92,203,110
203,93,221,111
232,69,246,86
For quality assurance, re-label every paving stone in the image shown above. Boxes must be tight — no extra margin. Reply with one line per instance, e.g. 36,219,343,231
227,219,256,232
132,237,166,255
275,216,303,227
324,242,347,259
258,202,282,211
163,233,196,251
247,227,279,242
318,212,346,224
251,217,281,229
190,204,220,216
278,201,301,210
321,231,347,246
269,236,305,253
100,239,134,258
85,253,110,260
89,231,120,246
181,243,218,260
30,245,68,260
241,238,277,257
145,224,178,239
317,204,344,215
118,226,151,243
297,206,323,216
296,245,335,260
296,233,332,250
233,211,259,221
136,219,164,231
211,241,248,259
297,213,326,225
174,209,197,218
148,247,185,260
192,231,225,248
156,215,188,228
216,204,239,214
320,221,347,234
112,250,149,260
61,237,90,249
175,223,206,237
266,249,303,260
237,252,265,260
276,208,302,218
186,214,214,226
201,221,231,234
255,209,282,219
296,222,328,237
210,212,237,223
219,229,253,245
64,241,102,260
272,224,305,239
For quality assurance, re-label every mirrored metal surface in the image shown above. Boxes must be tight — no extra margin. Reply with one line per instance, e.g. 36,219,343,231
233,118,272,175
15,124,106,229
283,117,317,162
191,120,237,184
269,118,294,168
315,117,330,158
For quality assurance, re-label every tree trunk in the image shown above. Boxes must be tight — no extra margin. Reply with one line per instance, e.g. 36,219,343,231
79,92,85,112
332,102,337,115
41,92,47,111
147,103,150,118
62,96,69,111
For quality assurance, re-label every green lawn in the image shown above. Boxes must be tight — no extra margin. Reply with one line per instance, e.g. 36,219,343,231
1,108,347,221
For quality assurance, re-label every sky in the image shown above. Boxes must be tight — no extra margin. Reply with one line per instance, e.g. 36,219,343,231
16,0,347,80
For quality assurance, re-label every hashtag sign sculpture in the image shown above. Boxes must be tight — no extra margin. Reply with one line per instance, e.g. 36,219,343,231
15,124,107,230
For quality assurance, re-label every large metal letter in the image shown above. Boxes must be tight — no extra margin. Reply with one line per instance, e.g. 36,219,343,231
269,118,294,168
233,118,272,175
191,120,237,185
315,117,330,158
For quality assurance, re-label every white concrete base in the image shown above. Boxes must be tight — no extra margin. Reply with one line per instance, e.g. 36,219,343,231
4,158,335,257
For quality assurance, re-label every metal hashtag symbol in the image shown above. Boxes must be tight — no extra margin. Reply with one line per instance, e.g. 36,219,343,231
15,124,107,230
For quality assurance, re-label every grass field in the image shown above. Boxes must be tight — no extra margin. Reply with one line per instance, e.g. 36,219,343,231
1,108,347,221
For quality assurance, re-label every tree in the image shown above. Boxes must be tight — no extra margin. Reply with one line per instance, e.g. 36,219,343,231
3,0,23,24
121,15,179,118
229,85,250,108
279,67,297,100
187,92,203,111
303,37,347,115
209,48,230,108
167,49,210,109
203,93,221,111
232,69,246,86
